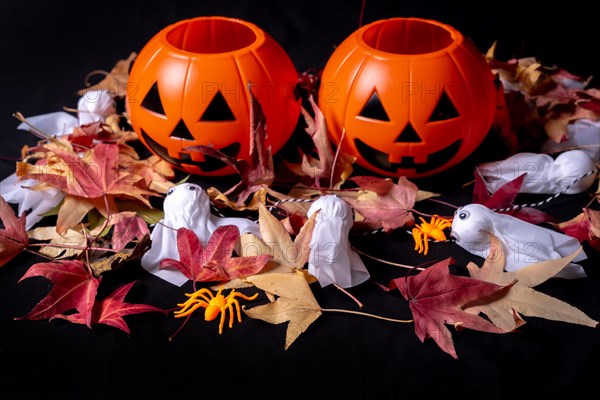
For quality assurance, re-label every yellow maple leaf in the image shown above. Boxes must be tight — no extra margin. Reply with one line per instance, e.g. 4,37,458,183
249,201,318,274
244,271,322,350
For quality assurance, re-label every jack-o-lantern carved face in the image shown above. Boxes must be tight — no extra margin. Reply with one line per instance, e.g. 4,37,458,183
126,17,300,176
318,18,496,178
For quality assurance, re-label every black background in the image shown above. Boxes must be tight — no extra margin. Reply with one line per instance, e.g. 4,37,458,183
1,1,599,399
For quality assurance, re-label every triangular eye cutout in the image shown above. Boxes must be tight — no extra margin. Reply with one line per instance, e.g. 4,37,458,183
169,120,195,140
200,90,236,122
358,90,390,121
428,89,459,122
141,82,165,116
395,122,422,143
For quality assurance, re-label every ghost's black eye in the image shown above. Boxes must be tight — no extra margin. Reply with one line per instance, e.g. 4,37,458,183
459,210,470,220
188,185,197,191
167,187,175,196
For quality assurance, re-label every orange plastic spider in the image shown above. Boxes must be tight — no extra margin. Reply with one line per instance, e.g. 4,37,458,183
412,215,452,256
174,286,258,334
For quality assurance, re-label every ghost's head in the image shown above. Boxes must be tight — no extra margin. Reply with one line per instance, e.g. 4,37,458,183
308,195,352,220
163,183,211,226
551,150,598,193
450,203,493,245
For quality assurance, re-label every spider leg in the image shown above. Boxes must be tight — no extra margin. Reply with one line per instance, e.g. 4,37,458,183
233,292,259,301
184,288,213,304
227,303,235,328
218,307,226,335
412,228,424,253
174,300,209,318
176,288,213,310
231,298,243,323
423,233,429,256
195,291,213,304
437,219,452,230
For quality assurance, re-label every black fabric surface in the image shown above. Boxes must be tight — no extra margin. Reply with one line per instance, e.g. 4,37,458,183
1,1,599,399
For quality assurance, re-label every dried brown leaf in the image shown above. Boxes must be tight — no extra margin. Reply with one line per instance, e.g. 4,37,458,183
28,226,87,259
244,270,322,350
78,52,137,98
465,234,598,330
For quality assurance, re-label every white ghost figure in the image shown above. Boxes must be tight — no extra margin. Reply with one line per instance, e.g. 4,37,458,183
16,111,78,137
77,89,116,125
477,149,598,195
141,183,261,286
540,119,600,163
4,112,77,229
450,203,587,279
0,175,65,230
3,93,114,230
306,195,370,288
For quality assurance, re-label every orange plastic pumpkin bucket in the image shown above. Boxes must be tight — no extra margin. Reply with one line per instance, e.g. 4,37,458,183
126,16,300,176
318,17,496,178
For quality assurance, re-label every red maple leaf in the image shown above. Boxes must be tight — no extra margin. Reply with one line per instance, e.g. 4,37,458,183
297,95,336,187
51,281,166,334
16,142,156,234
160,225,271,286
0,195,29,267
343,175,417,232
16,260,100,327
390,258,512,359
109,211,150,251
186,85,275,206
556,208,600,253
18,143,152,202
473,171,555,224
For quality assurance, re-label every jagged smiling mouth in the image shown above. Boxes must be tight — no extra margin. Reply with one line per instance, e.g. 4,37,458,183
354,138,462,174
141,130,241,172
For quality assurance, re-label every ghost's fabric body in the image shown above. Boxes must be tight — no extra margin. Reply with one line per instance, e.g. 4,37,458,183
141,183,261,286
16,111,78,136
541,119,600,163
3,92,116,229
307,195,370,288
77,89,116,125
450,204,587,279
7,112,76,229
477,150,598,195
0,175,65,230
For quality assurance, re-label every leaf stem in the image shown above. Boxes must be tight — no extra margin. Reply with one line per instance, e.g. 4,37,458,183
410,208,453,219
82,227,93,275
352,246,424,271
321,308,412,323
13,112,59,143
23,247,55,260
28,242,118,253
13,111,91,152
168,313,192,342
333,283,363,309
88,194,113,248
329,127,346,190
425,198,460,210
584,194,598,209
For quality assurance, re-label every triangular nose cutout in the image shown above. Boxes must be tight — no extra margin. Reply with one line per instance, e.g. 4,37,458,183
169,120,195,140
395,123,422,143
200,90,236,121
428,89,460,122
358,90,390,121
141,82,166,116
